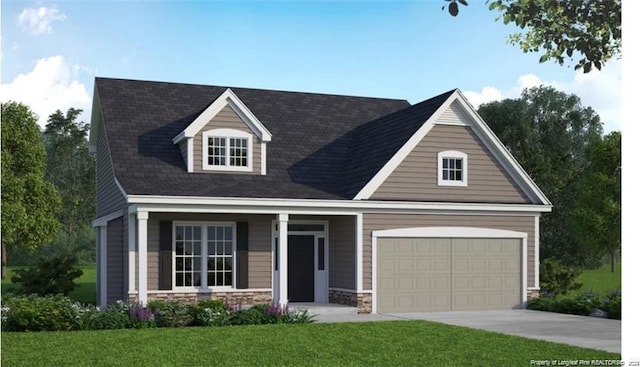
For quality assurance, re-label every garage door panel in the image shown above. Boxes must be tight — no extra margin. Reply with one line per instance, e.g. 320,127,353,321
377,237,521,313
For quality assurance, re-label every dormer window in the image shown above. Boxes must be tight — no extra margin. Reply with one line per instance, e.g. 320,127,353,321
202,129,252,172
437,150,468,187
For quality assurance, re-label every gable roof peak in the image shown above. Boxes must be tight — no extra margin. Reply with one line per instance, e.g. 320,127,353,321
172,87,272,144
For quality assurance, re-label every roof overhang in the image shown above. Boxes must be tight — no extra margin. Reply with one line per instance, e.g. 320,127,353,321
172,88,272,144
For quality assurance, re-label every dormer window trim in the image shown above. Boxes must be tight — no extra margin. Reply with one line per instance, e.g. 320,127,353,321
437,150,468,187
202,128,253,172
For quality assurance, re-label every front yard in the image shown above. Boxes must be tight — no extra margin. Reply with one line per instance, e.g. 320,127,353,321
1,321,619,366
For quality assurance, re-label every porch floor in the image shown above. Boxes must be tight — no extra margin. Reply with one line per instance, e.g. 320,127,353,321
289,303,357,316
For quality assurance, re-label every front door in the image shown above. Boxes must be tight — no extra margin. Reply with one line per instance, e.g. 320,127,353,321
288,235,315,302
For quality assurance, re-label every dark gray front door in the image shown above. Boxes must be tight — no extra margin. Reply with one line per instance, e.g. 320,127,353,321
288,235,315,302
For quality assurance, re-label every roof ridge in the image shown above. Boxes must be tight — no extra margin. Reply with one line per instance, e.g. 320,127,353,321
94,76,409,103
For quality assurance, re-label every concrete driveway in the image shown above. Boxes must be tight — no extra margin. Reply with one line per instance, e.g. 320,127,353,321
315,310,620,353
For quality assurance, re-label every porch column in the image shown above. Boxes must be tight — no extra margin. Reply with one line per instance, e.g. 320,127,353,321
127,213,136,295
137,211,149,305
278,213,289,306
99,225,108,309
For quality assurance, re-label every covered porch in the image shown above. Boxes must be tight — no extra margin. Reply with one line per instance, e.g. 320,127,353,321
97,205,371,313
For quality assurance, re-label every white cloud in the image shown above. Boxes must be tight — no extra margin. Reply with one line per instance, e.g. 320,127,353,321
0,55,91,129
18,6,67,35
464,60,622,133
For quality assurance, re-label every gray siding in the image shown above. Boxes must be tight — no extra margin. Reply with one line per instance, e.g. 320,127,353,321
362,213,536,290
96,120,126,217
107,217,125,303
178,140,189,170
329,216,356,289
193,105,261,175
146,213,274,290
371,123,529,203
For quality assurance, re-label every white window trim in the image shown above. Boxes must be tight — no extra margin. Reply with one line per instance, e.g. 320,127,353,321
202,128,252,172
437,150,468,187
172,221,237,291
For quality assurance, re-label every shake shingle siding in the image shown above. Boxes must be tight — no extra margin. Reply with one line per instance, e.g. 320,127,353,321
96,118,126,217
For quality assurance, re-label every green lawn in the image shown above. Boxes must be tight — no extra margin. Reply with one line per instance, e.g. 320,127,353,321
576,262,621,294
1,265,96,304
1,321,619,367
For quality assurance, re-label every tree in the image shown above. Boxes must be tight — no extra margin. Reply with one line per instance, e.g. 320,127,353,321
444,0,621,73
1,102,61,278
572,132,621,272
43,109,96,240
477,86,603,267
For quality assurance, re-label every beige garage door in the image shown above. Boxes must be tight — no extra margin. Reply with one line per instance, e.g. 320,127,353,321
377,237,521,313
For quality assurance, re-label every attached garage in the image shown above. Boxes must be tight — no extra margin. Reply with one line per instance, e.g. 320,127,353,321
372,227,527,313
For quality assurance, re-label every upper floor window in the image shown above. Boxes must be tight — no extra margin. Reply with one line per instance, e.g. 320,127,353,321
437,150,468,187
202,129,252,172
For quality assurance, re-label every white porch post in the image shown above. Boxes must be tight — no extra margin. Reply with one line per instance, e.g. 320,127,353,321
356,213,363,292
278,213,289,306
128,213,136,295
99,225,108,309
137,211,149,305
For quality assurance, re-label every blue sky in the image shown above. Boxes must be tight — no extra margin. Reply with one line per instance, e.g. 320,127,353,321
1,1,622,133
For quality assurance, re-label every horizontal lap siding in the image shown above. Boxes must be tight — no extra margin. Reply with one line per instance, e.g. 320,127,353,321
96,121,126,217
147,213,274,290
362,213,535,290
371,121,529,203
107,217,125,302
329,216,356,289
193,105,261,174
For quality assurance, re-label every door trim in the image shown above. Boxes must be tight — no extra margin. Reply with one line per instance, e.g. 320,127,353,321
272,220,329,303
371,226,528,314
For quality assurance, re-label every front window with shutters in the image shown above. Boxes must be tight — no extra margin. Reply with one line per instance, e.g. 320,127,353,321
202,129,252,172
174,222,235,289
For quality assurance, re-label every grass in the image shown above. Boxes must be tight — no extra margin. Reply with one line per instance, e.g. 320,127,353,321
1,321,619,367
575,261,621,294
1,265,96,304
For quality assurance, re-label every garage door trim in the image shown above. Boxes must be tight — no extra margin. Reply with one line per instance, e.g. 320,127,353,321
371,226,527,314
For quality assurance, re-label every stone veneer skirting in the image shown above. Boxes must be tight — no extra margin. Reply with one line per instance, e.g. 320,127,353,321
526,289,540,300
129,290,272,307
329,289,372,314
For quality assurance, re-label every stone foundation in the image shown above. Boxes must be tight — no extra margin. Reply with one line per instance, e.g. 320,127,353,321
129,290,272,307
328,289,372,314
527,288,540,300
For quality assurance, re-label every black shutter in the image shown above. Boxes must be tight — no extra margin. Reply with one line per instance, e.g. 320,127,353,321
159,221,173,290
236,222,249,289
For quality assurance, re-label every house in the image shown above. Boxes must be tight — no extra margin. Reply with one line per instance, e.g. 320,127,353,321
89,77,551,314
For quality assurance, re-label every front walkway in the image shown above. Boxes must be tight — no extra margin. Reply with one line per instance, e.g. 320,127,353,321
311,309,621,353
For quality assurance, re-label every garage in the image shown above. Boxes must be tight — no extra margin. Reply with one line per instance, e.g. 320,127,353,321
373,227,527,313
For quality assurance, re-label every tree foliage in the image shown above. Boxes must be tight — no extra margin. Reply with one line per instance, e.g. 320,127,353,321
477,86,604,267
43,108,96,239
572,132,621,272
444,0,621,73
1,102,61,278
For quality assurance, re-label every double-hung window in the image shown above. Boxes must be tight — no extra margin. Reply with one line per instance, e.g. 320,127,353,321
437,150,468,187
202,129,252,172
174,223,235,289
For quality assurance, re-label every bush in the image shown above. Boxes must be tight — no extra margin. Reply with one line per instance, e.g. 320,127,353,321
190,299,230,326
527,289,620,319
148,301,192,328
539,258,582,295
229,307,266,325
11,255,83,296
1,294,76,331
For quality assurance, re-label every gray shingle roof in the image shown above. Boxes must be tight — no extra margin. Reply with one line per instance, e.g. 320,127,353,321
95,77,454,199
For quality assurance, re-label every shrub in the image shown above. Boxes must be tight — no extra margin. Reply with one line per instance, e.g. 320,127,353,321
601,290,621,320
11,255,83,296
539,258,582,295
190,299,230,326
148,301,192,328
527,289,620,319
229,307,266,325
1,294,76,331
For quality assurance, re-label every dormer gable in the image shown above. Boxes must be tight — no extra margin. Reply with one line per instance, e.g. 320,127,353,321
172,88,272,174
